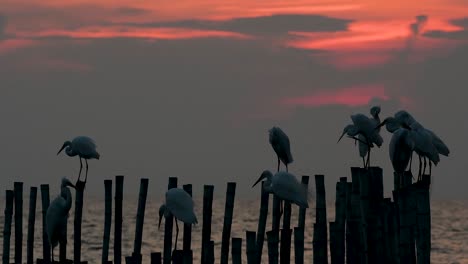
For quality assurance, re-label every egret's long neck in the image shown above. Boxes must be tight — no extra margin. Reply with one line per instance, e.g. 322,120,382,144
264,176,273,193
61,187,73,212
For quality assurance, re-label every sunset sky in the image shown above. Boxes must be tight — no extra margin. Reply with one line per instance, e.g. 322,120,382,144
1,0,467,199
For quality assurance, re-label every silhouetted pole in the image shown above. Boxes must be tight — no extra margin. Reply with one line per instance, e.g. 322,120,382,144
298,176,310,230
347,168,362,264
14,182,23,264
334,177,347,264
182,184,193,264
329,222,337,264
231,238,242,264
280,201,292,264
313,175,328,264
294,227,304,264
27,187,37,264
40,184,51,263
3,190,14,264
115,175,125,264
246,231,257,264
266,230,279,264
151,252,162,264
206,241,215,264
102,180,112,264
220,182,236,264
256,182,269,264
132,178,149,263
201,185,214,264
163,177,177,264
74,180,86,264
415,174,431,264
358,168,370,264
271,194,281,262
366,167,384,263
172,250,184,264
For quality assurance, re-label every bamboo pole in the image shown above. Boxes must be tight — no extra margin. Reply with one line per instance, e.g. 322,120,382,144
163,177,177,264
256,181,269,264
3,190,14,264
102,180,112,264
298,176,310,230
347,168,362,264
133,178,149,263
271,194,281,263
40,184,51,263
27,187,37,264
334,177,347,264
151,252,161,264
172,250,184,264
246,231,257,264
329,222,337,264
358,168,370,264
207,241,215,264
280,201,292,264
266,230,279,264
293,227,304,264
182,184,193,264
367,167,384,263
74,180,86,264
415,174,431,264
201,185,214,264
231,238,242,264
313,175,328,264
115,175,125,264
220,182,236,264
14,182,23,264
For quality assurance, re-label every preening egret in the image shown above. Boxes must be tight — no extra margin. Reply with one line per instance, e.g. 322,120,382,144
269,127,293,172
159,188,198,249
46,178,75,262
252,170,309,211
57,136,100,185
389,128,415,188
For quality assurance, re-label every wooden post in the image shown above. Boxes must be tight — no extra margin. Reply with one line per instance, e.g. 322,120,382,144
334,177,347,264
74,179,86,264
201,185,214,264
207,241,215,264
172,250,184,264
366,167,384,263
182,184,193,264
294,227,304,264
115,175,124,264
266,230,279,264
280,202,292,264
298,176,310,229
220,182,236,264
271,195,281,263
329,222,337,264
256,181,269,264
358,168,370,264
246,231,257,264
133,178,149,263
231,238,242,264
27,187,37,264
382,198,397,264
14,182,23,264
3,190,14,264
150,252,162,264
40,184,51,263
347,168,363,264
415,175,431,264
163,177,177,264
313,175,328,264
102,180,112,264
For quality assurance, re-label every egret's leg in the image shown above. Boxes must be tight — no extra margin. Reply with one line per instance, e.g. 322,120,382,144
277,157,280,172
367,147,371,169
429,161,432,176
279,199,283,219
362,157,366,168
175,219,179,250
85,159,89,183
422,157,427,180
78,157,83,183
409,152,413,172
418,155,422,180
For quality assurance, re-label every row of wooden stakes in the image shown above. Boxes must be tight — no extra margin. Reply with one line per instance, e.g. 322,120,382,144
2,167,431,264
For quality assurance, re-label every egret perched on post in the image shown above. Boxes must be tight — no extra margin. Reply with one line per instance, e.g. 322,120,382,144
57,136,100,185
159,188,198,249
269,127,293,172
252,170,309,220
46,178,75,262
389,128,415,187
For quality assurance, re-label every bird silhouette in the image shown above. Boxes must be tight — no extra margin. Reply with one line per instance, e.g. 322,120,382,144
57,136,100,185
159,188,197,250
269,127,293,172
46,178,75,263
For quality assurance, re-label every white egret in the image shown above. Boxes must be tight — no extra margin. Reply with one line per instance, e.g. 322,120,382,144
46,178,75,262
159,188,198,249
57,136,100,185
269,127,293,172
252,170,309,210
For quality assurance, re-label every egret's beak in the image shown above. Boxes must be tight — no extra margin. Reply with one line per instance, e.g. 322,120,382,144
57,143,67,155
252,174,266,188
158,215,162,230
375,119,388,131
337,132,346,143
66,181,76,189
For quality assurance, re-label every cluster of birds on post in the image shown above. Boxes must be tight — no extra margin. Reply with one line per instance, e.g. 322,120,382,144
44,107,449,260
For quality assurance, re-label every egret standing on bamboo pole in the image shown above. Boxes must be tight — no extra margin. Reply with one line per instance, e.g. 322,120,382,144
57,136,100,185
269,127,293,172
46,178,75,262
159,188,198,249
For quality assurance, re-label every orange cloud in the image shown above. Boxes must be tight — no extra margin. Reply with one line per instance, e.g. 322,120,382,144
0,39,37,55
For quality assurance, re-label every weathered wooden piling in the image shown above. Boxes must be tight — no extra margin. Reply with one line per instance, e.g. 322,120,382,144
172,250,184,264
333,177,347,264
102,180,112,264
329,222,337,264
163,177,177,264
201,185,214,264
150,252,162,264
357,168,369,264
347,168,362,264
366,167,384,263
294,227,304,264
231,238,242,264
182,184,193,264
415,175,431,264
40,184,51,263
27,187,37,264
271,194,281,263
382,198,398,264
298,176,310,230
207,241,215,264
3,190,14,264
280,202,292,264
220,182,236,264
266,230,279,264
256,181,269,264
74,180,86,264
14,182,23,264
313,175,328,264
115,175,125,264
132,178,149,263
246,231,257,264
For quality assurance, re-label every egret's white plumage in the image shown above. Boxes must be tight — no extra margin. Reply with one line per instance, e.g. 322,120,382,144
269,127,293,172
389,128,415,174
57,136,100,184
46,178,75,262
253,170,308,208
159,188,197,249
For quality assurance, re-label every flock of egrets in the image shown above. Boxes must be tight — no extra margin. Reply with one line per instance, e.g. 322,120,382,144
45,107,449,261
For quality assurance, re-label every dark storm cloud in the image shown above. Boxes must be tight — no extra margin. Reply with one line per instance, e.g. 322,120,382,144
116,14,352,36
424,17,468,40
